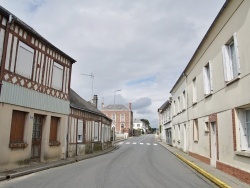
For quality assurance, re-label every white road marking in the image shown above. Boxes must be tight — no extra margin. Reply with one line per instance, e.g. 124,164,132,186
125,142,130,144
118,142,124,145
153,144,157,146
140,143,144,145
133,142,137,144
146,143,150,145
138,135,149,143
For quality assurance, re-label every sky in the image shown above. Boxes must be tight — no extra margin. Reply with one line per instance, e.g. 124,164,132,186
0,0,225,128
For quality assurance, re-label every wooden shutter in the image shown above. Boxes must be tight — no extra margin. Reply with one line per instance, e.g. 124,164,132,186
50,117,58,142
203,67,209,95
10,111,26,143
16,42,34,78
233,32,241,74
222,45,232,81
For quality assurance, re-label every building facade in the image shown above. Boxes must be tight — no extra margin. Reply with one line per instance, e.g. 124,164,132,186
68,90,112,157
0,6,76,170
169,0,250,184
133,119,146,134
158,100,172,145
101,103,133,137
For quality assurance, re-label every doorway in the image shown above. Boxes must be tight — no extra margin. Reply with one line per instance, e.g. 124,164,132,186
31,115,43,159
183,124,187,152
210,122,217,167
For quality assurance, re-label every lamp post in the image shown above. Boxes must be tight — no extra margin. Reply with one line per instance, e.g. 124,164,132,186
113,89,121,140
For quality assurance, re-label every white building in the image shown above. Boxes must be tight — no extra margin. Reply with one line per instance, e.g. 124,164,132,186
169,0,250,184
133,119,146,134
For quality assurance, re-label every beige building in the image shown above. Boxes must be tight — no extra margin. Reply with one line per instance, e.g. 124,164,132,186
0,6,76,170
169,0,250,184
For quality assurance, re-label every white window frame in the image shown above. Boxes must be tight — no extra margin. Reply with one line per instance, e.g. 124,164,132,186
182,91,186,110
112,114,116,122
15,41,34,78
203,61,213,95
222,33,241,82
178,96,180,113
193,119,199,141
238,109,250,151
77,119,83,143
120,114,125,122
192,77,197,104
51,62,63,90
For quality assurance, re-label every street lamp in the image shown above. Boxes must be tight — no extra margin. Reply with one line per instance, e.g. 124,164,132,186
113,89,121,140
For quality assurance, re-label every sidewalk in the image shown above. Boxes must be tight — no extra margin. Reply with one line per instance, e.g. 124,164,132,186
0,138,127,182
157,140,250,188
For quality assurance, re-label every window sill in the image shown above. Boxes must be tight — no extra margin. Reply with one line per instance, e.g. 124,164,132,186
182,109,186,112
9,142,28,148
235,151,250,158
194,140,199,143
226,76,240,86
204,130,209,133
49,141,60,146
204,93,212,98
192,102,197,106
177,140,180,143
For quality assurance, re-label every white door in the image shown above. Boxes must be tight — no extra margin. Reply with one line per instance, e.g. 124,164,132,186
210,122,217,167
183,124,187,152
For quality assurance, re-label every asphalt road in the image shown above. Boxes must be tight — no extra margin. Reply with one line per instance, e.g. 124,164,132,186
0,134,218,188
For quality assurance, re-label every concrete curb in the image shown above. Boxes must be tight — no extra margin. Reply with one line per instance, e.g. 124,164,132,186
157,141,231,188
1,146,117,181
175,154,231,188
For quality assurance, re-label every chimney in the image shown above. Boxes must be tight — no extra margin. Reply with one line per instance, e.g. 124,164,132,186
93,95,98,108
129,102,132,110
101,102,104,109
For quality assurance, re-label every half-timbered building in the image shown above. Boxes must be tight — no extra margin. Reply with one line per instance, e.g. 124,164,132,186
68,89,112,157
0,6,76,170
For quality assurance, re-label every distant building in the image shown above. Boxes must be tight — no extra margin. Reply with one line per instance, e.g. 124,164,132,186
101,103,133,137
133,119,146,134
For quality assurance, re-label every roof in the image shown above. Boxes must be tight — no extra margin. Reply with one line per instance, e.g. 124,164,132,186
0,5,76,63
158,100,170,113
133,119,143,123
102,104,130,111
70,89,111,121
170,0,230,93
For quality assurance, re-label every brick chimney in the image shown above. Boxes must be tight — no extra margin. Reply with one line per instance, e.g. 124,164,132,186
93,95,98,108
129,102,132,110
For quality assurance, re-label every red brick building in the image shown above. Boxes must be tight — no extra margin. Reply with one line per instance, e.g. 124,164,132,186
101,103,133,136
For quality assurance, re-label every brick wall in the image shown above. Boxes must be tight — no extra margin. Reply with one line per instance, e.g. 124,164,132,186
217,161,250,185
189,151,210,165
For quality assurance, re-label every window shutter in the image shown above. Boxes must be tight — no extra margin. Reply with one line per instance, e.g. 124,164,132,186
16,42,34,78
233,32,241,74
51,62,63,90
238,110,248,150
50,117,58,142
203,67,209,95
209,61,213,91
222,45,231,81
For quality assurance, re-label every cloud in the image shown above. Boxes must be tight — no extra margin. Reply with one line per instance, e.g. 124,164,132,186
0,0,226,128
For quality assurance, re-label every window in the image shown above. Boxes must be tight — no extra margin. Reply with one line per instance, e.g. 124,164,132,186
182,91,186,110
50,117,60,145
93,122,99,141
222,33,240,82
192,77,197,103
173,100,176,115
120,114,125,122
193,119,199,141
137,124,140,128
51,62,63,90
178,125,181,142
15,41,34,78
10,110,26,144
77,119,83,143
238,109,250,150
178,96,180,113
112,114,116,122
203,62,213,95
205,122,209,133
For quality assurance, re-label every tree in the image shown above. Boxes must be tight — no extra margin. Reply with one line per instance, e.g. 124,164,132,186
140,119,152,132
